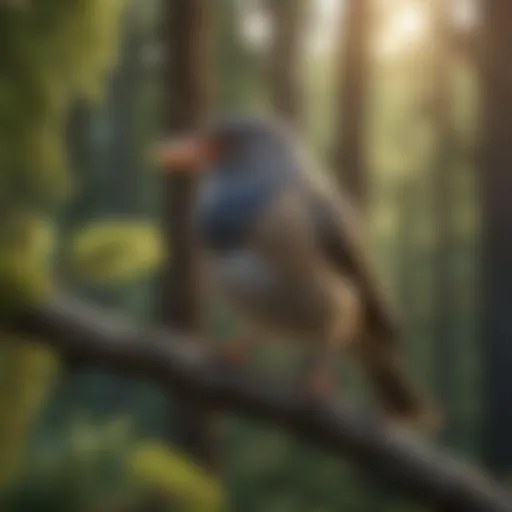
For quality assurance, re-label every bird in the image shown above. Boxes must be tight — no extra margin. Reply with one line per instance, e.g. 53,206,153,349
154,113,439,430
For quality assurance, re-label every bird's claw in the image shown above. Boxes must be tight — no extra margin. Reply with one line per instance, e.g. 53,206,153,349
301,368,335,399
214,340,250,367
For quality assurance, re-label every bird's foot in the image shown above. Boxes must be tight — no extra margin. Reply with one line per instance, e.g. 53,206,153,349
300,367,335,400
214,339,250,367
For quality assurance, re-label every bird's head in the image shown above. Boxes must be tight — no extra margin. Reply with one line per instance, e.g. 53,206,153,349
153,113,300,180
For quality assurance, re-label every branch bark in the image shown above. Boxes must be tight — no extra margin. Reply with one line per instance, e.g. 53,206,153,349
10,295,512,512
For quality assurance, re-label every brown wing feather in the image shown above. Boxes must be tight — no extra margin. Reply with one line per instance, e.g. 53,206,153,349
302,175,401,341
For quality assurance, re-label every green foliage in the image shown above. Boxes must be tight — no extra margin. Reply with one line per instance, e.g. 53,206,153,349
0,1,486,510
0,0,125,209
5,412,224,512
128,442,225,512
5,414,136,512
0,214,57,488
0,214,54,320
0,0,128,302
70,220,163,284
0,0,127,497
0,336,58,492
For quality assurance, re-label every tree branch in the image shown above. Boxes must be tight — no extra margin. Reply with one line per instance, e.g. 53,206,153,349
10,295,512,511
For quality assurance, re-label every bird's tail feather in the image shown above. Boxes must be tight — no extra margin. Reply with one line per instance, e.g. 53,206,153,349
360,336,441,433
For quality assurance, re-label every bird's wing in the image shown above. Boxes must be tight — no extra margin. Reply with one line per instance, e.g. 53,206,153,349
248,184,324,277
302,176,400,340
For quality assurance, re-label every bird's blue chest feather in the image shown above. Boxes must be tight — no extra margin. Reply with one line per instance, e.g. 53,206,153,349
194,176,281,252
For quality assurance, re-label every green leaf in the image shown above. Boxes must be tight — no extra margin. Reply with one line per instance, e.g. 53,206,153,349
127,442,225,512
0,215,55,319
69,219,164,284
0,334,58,491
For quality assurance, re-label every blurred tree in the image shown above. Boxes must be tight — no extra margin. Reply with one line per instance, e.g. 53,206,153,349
158,0,216,468
429,0,457,443
332,0,372,204
104,1,145,216
215,0,245,111
65,102,93,237
480,0,512,475
395,176,418,338
215,0,257,111
266,0,308,130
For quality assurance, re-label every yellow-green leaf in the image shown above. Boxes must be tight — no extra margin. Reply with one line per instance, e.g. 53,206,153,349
70,220,164,284
0,215,55,319
127,442,225,512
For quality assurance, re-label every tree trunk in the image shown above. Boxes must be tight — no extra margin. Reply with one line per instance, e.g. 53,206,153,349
332,2,378,508
105,3,143,216
159,0,215,468
480,0,512,475
396,177,418,329
332,0,372,204
267,0,307,130
429,0,457,443
215,0,246,111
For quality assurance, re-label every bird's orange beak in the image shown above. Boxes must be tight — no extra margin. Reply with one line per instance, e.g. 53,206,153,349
152,134,222,173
